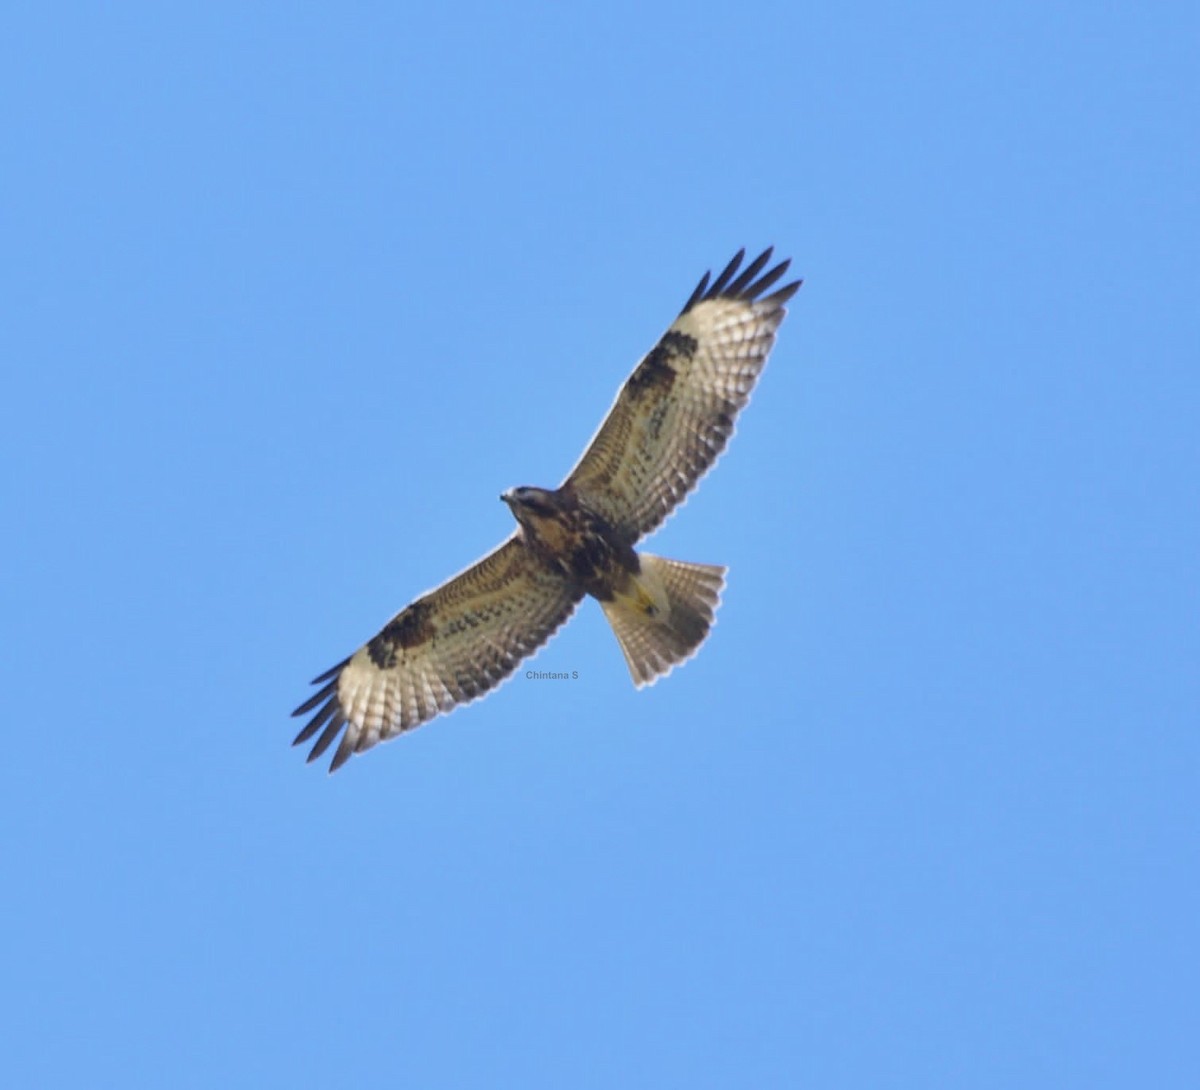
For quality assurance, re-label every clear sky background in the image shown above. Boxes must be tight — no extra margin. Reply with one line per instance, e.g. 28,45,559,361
3,3,1197,1087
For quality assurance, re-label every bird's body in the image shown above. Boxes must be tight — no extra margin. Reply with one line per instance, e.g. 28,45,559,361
498,483,727,687
502,485,637,601
294,248,801,770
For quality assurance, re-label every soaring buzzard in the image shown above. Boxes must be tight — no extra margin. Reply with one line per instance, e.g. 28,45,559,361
294,248,801,770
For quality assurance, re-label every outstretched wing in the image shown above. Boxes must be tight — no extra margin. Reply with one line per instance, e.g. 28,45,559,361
292,535,583,771
564,248,800,541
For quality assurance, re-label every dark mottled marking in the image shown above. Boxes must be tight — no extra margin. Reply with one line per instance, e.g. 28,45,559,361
627,331,696,397
513,496,640,603
440,610,484,639
563,508,639,600
456,670,480,698
368,600,435,668
645,399,671,441
367,638,397,670
660,329,698,357
567,531,615,587
626,351,672,396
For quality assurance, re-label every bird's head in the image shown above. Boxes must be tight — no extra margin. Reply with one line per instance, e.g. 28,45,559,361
501,486,561,533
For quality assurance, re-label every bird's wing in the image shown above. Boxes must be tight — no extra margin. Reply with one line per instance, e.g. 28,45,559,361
292,534,582,771
564,248,800,541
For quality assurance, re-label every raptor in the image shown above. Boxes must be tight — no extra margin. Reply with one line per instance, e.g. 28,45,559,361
293,248,801,770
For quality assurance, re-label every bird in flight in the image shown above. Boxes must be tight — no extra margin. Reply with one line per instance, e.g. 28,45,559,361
293,248,801,770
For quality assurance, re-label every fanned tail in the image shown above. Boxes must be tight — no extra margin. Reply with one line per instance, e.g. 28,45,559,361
600,554,726,687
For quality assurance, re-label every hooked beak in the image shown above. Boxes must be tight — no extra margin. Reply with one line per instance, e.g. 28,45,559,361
500,489,515,506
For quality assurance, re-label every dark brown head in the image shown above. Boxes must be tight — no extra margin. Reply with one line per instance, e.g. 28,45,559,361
501,485,558,515
501,486,562,536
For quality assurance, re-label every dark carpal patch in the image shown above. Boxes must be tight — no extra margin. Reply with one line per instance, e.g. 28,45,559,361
627,330,697,396
368,600,436,668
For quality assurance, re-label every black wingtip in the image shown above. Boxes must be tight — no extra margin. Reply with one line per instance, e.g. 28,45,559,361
306,711,346,763
310,658,349,686
292,695,338,745
681,270,711,314
292,657,352,767
292,676,338,718
707,248,746,297
725,248,773,297
328,734,355,773
682,248,801,313
767,277,803,306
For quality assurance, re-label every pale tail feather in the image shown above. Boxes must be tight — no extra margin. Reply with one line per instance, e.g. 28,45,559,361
600,554,726,688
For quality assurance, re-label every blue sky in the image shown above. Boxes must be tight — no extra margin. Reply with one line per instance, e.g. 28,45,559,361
3,3,1197,1086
